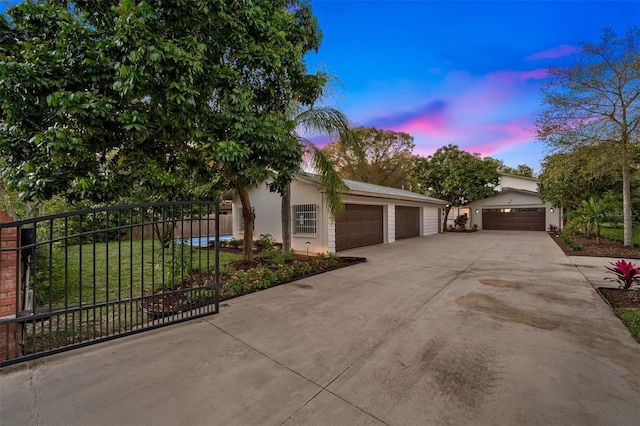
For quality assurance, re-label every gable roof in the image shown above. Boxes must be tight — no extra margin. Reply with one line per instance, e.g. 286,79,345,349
296,174,449,205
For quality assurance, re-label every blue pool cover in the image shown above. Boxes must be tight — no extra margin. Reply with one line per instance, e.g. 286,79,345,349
179,235,233,247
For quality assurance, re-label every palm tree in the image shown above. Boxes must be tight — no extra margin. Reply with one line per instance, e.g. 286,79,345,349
566,197,609,244
281,105,351,252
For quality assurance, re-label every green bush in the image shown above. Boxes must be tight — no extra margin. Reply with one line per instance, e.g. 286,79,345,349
229,239,242,249
560,234,583,251
254,233,276,251
257,248,295,264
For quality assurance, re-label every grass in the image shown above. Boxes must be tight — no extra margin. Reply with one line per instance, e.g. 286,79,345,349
34,239,241,308
613,307,640,342
600,226,640,246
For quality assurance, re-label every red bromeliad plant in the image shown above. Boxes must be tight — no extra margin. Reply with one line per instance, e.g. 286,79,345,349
604,260,640,290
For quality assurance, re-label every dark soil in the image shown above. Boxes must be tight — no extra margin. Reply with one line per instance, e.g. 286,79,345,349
598,288,640,309
550,233,640,310
550,233,640,259
142,248,366,315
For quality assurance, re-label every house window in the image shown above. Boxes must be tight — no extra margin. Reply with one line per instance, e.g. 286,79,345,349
293,204,317,235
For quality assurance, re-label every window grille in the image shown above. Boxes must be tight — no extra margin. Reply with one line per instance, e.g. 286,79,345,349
293,204,317,235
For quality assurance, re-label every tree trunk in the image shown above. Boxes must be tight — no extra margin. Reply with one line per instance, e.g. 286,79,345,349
621,138,633,247
235,183,255,262
443,205,452,232
281,184,291,252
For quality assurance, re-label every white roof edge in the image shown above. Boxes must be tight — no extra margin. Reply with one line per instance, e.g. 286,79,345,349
295,173,449,205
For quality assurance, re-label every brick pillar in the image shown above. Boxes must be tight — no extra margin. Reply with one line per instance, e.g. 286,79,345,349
0,210,21,360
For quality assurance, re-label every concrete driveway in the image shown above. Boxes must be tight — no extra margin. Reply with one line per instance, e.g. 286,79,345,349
1,231,639,425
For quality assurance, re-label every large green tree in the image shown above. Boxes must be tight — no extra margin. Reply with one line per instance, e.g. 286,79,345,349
535,27,640,246
538,144,622,211
322,126,417,189
0,0,326,261
412,144,500,231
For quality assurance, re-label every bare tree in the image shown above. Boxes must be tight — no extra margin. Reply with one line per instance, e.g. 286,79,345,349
535,27,640,246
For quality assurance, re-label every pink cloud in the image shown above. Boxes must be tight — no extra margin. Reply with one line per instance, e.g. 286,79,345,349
526,44,580,61
486,68,548,87
464,118,536,157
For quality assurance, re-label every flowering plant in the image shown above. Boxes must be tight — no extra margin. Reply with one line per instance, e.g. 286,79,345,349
604,260,640,290
549,224,558,232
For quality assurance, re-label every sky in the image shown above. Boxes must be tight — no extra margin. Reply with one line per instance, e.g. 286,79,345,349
304,0,640,173
1,1,638,174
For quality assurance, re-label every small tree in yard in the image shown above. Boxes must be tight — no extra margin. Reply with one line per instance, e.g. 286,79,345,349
412,145,500,231
0,1,327,263
565,197,610,244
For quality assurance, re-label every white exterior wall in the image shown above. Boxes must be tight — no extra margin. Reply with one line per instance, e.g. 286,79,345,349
232,182,282,240
422,207,440,235
388,205,396,243
498,175,538,192
289,179,327,255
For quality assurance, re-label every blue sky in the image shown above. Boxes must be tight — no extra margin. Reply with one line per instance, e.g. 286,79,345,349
305,0,640,172
2,1,638,173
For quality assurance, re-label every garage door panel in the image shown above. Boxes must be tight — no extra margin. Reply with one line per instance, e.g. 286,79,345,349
336,204,384,251
483,208,545,231
396,206,420,240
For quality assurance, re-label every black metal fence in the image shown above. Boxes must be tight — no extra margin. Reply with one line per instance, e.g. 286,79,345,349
0,201,221,366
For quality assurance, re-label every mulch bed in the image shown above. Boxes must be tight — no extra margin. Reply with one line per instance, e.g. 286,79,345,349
550,232,640,310
550,233,640,259
142,248,366,316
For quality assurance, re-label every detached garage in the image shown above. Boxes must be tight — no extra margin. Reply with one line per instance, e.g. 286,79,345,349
466,174,561,232
234,174,448,254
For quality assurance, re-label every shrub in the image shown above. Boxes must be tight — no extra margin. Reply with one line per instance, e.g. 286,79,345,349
258,248,295,264
229,239,242,249
254,234,276,251
561,234,582,251
604,260,640,290
454,213,468,230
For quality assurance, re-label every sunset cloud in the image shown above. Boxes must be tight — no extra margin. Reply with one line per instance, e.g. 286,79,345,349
526,44,580,61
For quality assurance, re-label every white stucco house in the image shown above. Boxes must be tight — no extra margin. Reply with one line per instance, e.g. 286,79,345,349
447,174,562,231
231,174,449,254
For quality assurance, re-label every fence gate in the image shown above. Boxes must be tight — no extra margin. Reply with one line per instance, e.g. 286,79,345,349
0,201,222,366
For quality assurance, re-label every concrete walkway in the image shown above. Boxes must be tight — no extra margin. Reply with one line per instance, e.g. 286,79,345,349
1,231,639,425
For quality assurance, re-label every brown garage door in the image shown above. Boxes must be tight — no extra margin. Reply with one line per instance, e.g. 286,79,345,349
396,206,420,239
482,208,545,231
335,204,384,251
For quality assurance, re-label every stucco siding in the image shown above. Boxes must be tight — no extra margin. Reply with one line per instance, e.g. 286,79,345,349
499,175,538,192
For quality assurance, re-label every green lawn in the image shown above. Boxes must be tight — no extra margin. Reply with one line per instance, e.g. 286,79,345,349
600,226,640,246
35,239,241,308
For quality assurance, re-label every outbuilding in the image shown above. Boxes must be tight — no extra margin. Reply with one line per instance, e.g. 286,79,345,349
447,174,562,231
231,174,448,254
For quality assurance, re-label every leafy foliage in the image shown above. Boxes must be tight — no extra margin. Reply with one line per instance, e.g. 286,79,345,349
565,197,611,243
538,145,627,210
605,260,640,290
500,164,535,177
322,126,417,189
412,144,500,230
453,213,468,230
0,0,328,262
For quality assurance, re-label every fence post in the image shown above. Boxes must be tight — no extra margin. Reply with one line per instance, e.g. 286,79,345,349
0,210,21,360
